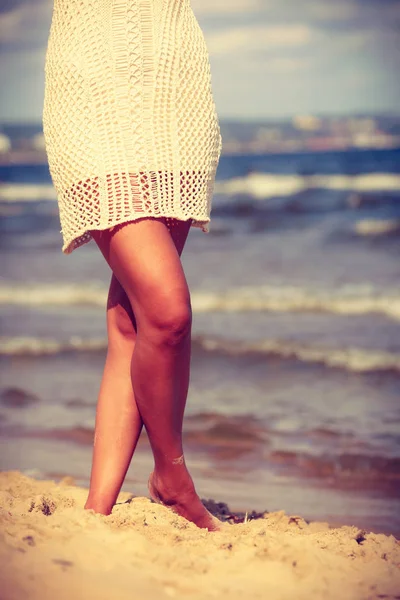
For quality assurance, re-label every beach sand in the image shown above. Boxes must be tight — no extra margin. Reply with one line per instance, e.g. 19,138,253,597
0,471,399,600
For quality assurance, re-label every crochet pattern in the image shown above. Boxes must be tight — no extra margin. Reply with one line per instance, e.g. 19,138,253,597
42,0,222,253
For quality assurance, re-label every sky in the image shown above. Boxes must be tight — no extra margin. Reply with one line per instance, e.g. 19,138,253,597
0,0,399,122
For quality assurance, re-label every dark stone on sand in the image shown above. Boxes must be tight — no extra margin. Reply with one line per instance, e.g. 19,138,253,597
0,387,39,408
22,535,36,546
354,530,367,544
202,498,268,524
28,495,56,516
52,559,74,569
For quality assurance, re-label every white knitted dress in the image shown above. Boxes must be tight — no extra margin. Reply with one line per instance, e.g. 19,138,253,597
42,0,222,254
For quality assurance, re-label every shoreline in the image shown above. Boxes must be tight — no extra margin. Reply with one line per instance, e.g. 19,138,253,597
1,470,399,600
1,432,399,540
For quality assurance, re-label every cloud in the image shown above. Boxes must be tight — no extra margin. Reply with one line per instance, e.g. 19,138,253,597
191,0,262,16
266,56,310,72
0,0,50,51
302,1,359,22
206,24,313,56
0,0,29,15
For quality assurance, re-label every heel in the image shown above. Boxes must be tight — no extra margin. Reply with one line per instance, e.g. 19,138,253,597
148,471,164,506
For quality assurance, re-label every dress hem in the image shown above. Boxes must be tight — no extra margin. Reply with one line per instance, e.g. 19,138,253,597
61,213,210,254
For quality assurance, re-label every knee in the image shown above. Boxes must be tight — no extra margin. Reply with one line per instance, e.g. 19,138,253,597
148,298,192,347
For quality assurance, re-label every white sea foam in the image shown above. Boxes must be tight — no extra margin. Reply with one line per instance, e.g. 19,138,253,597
192,285,400,322
0,183,57,202
196,337,400,373
0,336,107,356
0,283,107,307
1,282,400,320
354,219,400,236
1,334,399,373
214,172,400,199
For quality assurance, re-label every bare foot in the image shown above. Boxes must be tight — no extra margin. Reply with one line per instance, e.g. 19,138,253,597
148,470,221,532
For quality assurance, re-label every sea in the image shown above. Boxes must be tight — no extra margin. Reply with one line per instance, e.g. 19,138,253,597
1,147,399,536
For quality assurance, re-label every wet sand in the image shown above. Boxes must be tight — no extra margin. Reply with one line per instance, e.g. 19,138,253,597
0,471,399,600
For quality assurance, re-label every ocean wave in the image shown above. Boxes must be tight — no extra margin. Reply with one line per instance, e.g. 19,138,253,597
194,336,400,373
0,336,107,356
0,283,107,307
1,282,400,321
268,449,400,488
0,183,57,203
1,173,400,205
192,285,400,321
354,219,400,236
1,334,399,373
214,172,400,199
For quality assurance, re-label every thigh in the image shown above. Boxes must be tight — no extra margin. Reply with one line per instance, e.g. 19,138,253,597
161,217,191,257
92,218,192,322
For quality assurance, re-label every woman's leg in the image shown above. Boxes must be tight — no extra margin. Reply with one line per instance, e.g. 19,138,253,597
91,217,219,530
84,218,191,516
84,274,142,515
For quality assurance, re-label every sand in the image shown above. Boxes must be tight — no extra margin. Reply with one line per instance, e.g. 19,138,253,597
0,471,399,600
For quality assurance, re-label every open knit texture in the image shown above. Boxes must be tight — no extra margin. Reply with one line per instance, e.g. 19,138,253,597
42,0,222,254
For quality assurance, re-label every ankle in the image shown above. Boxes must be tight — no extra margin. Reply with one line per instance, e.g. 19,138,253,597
151,467,196,500
152,451,184,474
